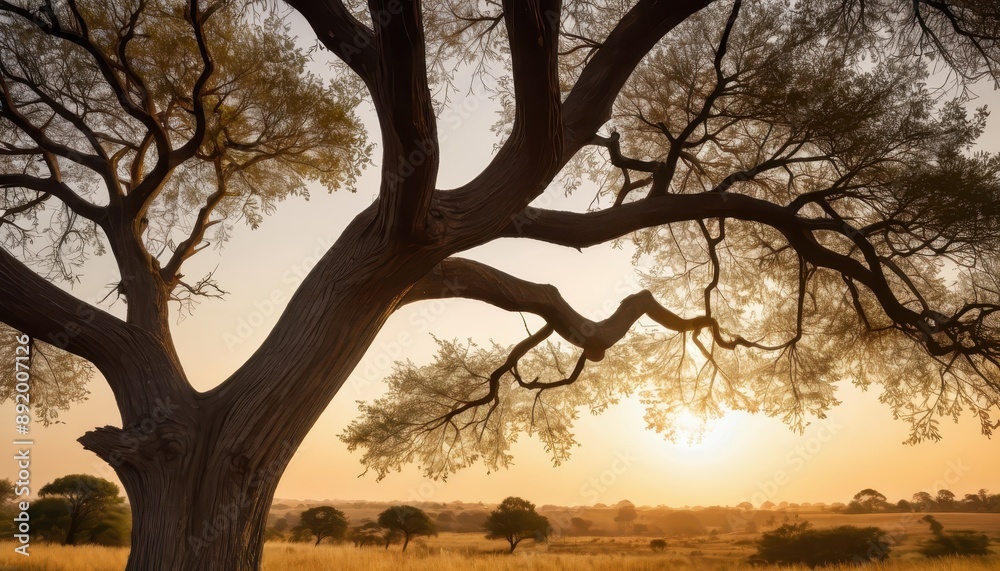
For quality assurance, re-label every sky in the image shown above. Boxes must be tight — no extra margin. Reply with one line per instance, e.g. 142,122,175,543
5,12,1000,511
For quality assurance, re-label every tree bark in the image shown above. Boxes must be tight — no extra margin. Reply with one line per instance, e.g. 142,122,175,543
81,388,292,570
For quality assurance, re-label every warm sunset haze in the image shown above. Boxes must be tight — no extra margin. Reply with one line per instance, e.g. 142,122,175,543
0,0,999,569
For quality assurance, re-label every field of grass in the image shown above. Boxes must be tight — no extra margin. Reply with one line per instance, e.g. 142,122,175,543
0,512,997,570
0,541,996,571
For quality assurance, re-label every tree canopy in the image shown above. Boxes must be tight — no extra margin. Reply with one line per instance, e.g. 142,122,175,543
293,506,349,546
375,505,436,552
485,496,551,554
340,0,1000,481
0,0,368,418
38,474,125,546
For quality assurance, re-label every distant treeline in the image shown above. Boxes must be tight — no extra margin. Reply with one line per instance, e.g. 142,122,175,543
835,488,1000,514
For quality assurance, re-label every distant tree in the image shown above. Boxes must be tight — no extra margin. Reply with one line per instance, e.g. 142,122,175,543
30,497,73,542
436,511,454,522
349,521,387,548
485,497,551,554
936,490,957,511
912,492,936,512
633,523,649,534
896,499,913,512
853,489,889,513
650,538,667,551
753,522,890,567
614,502,639,532
919,515,991,557
273,516,290,533
38,475,123,545
736,502,754,511
455,510,490,533
293,506,349,546
843,500,866,514
760,502,776,511
569,517,593,535
376,506,436,552
0,479,13,506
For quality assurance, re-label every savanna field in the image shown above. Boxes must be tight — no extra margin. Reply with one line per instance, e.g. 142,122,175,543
1,512,997,571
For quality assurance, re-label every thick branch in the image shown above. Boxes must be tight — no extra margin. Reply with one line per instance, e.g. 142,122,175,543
402,257,788,360
368,0,439,241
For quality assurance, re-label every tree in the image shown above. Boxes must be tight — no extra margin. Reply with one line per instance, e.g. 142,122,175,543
936,489,957,511
0,479,13,506
912,492,937,512
614,502,639,532
569,517,593,535
485,497,551,554
2,0,1000,569
853,489,889,513
348,521,385,547
37,474,124,545
650,538,667,551
293,506,349,546
376,505,435,552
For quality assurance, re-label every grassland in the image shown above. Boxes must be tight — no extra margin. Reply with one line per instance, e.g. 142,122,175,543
0,540,996,571
0,512,996,570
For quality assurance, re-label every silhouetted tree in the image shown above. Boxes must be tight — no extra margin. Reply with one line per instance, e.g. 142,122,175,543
38,475,123,545
485,497,551,554
293,506,349,546
912,492,936,512
650,538,667,551
852,489,889,513
614,502,639,532
4,0,1000,568
569,517,593,535
376,506,435,552
936,490,957,511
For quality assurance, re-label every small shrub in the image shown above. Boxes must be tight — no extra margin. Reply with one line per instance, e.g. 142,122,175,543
649,539,667,552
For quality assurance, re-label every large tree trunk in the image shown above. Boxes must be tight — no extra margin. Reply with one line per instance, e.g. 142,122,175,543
82,399,293,570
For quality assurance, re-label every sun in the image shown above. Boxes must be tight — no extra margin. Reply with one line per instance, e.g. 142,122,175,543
672,410,713,445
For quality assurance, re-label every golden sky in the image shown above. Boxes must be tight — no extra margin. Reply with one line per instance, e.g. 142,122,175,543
7,39,1000,511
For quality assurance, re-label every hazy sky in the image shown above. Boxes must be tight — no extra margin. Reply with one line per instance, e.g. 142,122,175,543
7,12,1000,511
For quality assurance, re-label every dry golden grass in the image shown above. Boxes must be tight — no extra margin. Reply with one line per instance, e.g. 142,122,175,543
0,542,128,570
0,540,996,571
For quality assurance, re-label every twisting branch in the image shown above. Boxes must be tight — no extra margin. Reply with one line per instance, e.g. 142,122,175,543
402,257,804,360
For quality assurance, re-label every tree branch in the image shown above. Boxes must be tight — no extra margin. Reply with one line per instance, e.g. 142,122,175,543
368,0,439,241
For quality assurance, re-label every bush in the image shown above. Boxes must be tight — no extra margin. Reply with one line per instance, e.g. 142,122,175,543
752,522,890,568
920,530,991,557
919,516,991,557
649,539,667,551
